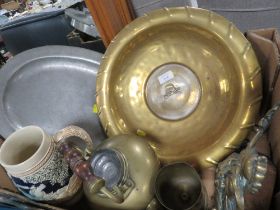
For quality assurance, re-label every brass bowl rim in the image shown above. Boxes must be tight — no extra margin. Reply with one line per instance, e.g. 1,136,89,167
96,7,262,168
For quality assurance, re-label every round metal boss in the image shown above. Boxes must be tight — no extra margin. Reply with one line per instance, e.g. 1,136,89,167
90,149,125,189
145,63,201,120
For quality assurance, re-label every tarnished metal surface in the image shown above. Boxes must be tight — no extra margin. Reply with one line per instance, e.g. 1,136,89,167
155,163,207,210
84,134,160,210
96,7,262,168
0,46,106,144
145,63,201,120
215,102,280,210
65,8,99,37
90,149,125,189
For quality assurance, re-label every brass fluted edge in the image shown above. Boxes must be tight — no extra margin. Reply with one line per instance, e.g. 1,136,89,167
96,7,262,168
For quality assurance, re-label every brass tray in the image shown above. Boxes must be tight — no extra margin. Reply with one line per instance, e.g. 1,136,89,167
96,7,262,168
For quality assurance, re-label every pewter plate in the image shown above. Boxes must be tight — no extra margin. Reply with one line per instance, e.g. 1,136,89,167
0,46,106,144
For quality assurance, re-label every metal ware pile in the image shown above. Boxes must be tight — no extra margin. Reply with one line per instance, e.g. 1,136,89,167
0,6,273,210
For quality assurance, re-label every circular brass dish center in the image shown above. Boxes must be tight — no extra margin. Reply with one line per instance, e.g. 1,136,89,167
145,63,201,120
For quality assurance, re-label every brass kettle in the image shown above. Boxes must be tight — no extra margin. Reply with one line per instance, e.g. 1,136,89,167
83,134,160,210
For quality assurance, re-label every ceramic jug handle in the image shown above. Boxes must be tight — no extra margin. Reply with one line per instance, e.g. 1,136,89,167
54,125,94,158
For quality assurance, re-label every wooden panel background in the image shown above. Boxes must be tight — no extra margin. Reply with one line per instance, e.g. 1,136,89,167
85,0,135,47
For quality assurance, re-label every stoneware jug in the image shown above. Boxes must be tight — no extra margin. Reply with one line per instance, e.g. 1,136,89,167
0,125,93,203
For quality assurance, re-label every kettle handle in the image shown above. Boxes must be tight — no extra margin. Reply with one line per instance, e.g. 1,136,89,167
59,141,124,203
54,125,94,159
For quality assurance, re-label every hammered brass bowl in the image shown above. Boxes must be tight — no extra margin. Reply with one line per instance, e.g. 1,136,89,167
96,7,262,168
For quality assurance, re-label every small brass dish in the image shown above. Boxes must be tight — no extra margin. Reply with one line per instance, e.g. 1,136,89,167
96,7,262,168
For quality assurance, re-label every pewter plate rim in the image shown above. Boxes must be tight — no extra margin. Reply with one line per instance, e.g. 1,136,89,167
0,45,105,142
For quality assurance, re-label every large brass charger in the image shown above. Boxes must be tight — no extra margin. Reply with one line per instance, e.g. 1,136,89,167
96,7,262,168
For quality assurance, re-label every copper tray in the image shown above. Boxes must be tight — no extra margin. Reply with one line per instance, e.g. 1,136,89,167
96,7,262,168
